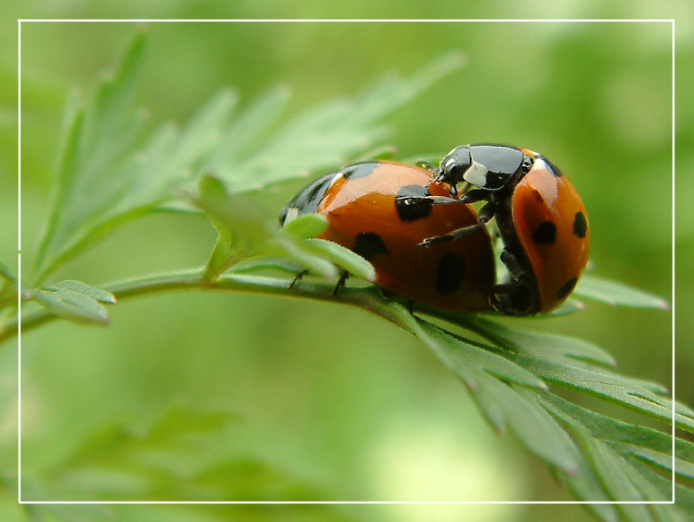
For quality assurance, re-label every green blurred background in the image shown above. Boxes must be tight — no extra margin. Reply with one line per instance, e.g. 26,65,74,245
1,3,691,522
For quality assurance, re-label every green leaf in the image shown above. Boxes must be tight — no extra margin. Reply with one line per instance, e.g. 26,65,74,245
536,393,694,516
628,445,694,479
493,382,580,474
585,438,656,511
173,87,239,171
270,231,339,282
513,354,694,432
193,175,272,280
357,51,466,120
0,261,17,285
545,298,586,316
202,85,291,178
43,407,238,492
32,35,461,286
33,29,150,283
228,256,305,276
442,313,617,367
269,214,376,284
281,213,329,239
207,52,466,194
29,406,335,503
360,300,690,512
412,319,582,474
541,393,694,476
49,280,116,304
0,261,18,308
417,320,547,391
32,280,116,324
576,274,670,310
302,238,376,282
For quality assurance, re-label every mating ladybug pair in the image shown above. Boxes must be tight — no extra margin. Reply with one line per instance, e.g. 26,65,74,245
279,144,590,316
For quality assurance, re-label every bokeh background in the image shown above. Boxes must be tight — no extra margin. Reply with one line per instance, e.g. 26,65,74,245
2,4,691,522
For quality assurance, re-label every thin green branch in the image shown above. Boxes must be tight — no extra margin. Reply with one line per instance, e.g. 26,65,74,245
1,270,404,345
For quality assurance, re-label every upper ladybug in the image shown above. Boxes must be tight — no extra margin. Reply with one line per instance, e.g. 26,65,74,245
422,144,590,315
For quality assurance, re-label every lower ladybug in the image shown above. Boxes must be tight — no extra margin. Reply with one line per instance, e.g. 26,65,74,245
279,161,496,313
422,144,590,315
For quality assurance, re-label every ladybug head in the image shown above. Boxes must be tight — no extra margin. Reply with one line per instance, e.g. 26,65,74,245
434,145,472,192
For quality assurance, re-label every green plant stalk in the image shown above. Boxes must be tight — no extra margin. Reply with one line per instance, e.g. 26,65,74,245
2,270,411,345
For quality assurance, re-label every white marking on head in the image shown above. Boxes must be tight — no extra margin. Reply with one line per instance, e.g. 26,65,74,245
462,161,490,187
443,157,457,170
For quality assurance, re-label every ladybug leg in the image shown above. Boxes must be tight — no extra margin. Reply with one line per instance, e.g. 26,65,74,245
333,271,350,296
489,281,534,316
290,270,309,289
489,250,535,315
418,202,496,247
489,251,526,296
421,195,461,205
424,189,487,205
500,249,526,281
458,188,488,204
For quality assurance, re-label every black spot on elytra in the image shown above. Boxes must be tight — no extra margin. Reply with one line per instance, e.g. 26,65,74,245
341,163,379,180
556,277,578,301
573,211,587,239
353,232,388,261
532,221,557,245
395,185,433,221
435,252,467,295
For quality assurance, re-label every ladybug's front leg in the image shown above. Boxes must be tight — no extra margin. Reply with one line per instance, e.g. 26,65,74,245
418,201,496,247
424,188,488,205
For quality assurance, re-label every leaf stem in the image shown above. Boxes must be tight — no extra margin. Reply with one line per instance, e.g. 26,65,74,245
1,269,405,345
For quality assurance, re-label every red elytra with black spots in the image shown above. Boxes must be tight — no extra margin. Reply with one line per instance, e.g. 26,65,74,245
279,161,496,313
431,144,591,315
511,153,590,313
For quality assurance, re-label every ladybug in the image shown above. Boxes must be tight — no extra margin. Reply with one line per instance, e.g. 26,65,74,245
279,161,496,312
422,144,590,315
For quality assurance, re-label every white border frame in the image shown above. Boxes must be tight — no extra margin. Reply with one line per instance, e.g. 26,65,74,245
17,18,677,507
